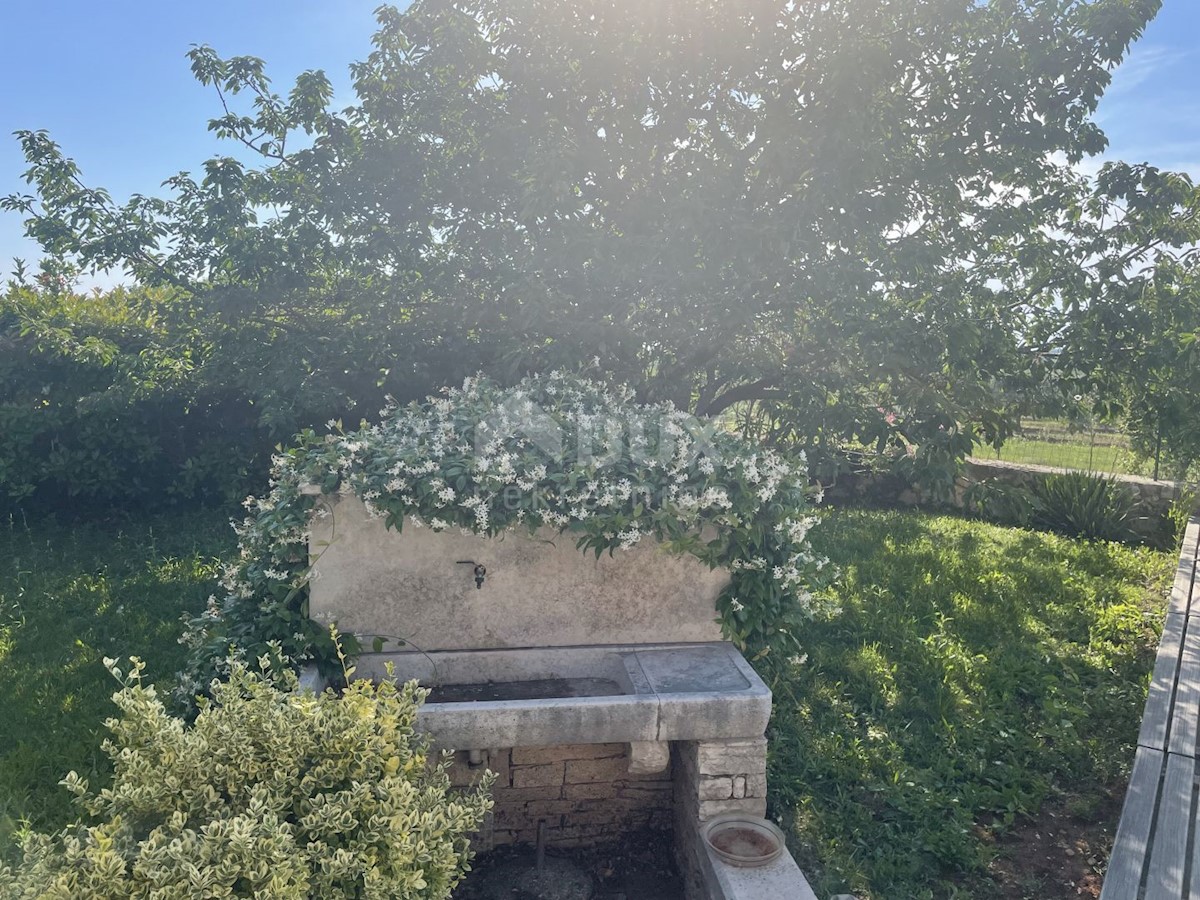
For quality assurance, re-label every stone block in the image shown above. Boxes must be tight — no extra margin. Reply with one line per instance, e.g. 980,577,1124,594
698,796,767,820
565,756,629,784
627,740,671,774
615,783,673,803
492,785,563,803
698,776,734,801
511,762,564,788
743,773,767,799
699,831,820,900
309,496,728,649
563,782,615,801
696,738,768,776
732,776,746,799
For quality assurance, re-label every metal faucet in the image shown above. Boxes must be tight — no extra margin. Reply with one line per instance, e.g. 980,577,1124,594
456,560,487,589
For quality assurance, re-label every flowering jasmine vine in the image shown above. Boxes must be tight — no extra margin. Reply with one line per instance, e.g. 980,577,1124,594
178,372,833,700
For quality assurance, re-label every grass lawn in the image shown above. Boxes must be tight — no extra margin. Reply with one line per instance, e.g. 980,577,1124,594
773,508,1173,899
0,507,236,846
0,505,1174,900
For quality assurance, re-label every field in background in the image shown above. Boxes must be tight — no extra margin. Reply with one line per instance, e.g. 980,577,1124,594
984,419,1138,475
980,419,1199,483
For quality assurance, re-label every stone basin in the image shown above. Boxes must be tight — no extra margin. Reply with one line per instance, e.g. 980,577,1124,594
302,642,770,750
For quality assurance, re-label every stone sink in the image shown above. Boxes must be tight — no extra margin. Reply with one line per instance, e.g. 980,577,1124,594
302,642,770,751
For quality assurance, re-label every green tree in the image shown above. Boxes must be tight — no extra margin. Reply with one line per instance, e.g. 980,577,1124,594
2,0,1176,497
1060,163,1200,479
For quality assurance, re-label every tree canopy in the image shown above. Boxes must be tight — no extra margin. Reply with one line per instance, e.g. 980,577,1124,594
5,0,1198,499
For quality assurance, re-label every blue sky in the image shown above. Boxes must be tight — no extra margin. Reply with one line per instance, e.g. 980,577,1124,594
1,1,1197,284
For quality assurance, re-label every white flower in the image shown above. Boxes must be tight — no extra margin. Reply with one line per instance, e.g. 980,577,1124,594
617,526,642,549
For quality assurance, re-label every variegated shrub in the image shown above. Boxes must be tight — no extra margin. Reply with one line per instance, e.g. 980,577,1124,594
0,657,492,899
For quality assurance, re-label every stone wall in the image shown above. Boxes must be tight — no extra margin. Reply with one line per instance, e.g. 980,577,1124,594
448,743,675,850
672,738,768,823
826,457,1194,540
965,458,1187,507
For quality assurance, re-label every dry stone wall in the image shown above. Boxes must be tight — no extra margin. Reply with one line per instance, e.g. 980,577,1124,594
448,743,675,849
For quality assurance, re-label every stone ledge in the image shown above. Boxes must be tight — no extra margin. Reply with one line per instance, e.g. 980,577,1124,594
304,642,773,751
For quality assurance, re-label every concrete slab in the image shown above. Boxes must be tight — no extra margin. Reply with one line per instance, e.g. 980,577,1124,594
420,694,662,749
654,692,772,743
626,645,772,742
633,645,751,694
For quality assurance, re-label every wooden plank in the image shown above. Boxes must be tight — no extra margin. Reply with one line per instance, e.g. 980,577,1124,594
1102,745,1165,900
1167,615,1200,758
1139,612,1188,751
1143,752,1194,900
1172,520,1198,616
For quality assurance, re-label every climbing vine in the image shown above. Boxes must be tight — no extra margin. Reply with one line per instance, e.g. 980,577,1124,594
179,372,831,701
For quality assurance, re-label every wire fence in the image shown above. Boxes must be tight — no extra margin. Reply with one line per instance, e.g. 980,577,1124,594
980,419,1199,487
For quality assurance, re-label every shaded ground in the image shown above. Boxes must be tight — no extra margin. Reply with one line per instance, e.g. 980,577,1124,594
457,830,683,900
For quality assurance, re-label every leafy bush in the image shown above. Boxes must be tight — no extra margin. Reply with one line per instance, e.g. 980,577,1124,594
0,281,263,512
1168,487,1200,547
963,479,1038,528
1031,472,1138,542
0,656,492,899
180,371,831,697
